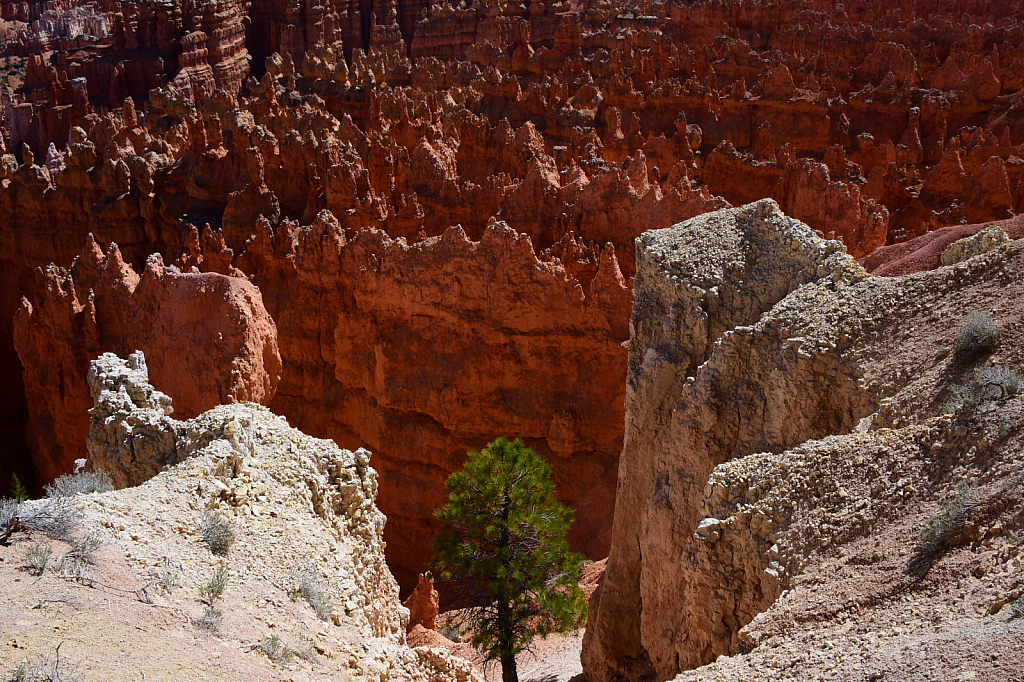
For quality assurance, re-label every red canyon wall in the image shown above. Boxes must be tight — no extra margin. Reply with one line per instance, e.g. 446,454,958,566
13,237,281,483
4,0,1024,588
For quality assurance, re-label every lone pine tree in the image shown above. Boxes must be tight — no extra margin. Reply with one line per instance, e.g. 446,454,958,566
432,437,587,682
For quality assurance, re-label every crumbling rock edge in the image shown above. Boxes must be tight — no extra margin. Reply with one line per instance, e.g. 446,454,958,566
584,200,1024,682
21,349,483,681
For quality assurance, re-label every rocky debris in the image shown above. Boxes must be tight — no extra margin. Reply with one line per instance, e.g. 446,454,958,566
583,200,1024,681
860,214,1024,276
13,238,281,485
941,223,1012,266
579,558,607,600
671,406,1024,682
0,350,481,681
403,573,439,632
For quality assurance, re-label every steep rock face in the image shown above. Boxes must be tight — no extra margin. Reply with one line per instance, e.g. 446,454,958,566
671,241,1024,681
244,214,629,589
7,0,1024,584
583,200,1024,681
673,407,1024,681
582,199,870,682
13,237,281,485
0,350,481,681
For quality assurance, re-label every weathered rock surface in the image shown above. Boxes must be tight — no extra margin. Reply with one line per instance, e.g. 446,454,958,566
583,200,1024,681
860,214,1024,276
0,351,481,681
672,408,1024,682
7,0,1024,589
14,239,281,486
403,573,439,633
941,223,1012,266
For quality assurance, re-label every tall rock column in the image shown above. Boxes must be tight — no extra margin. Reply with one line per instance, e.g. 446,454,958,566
581,200,872,681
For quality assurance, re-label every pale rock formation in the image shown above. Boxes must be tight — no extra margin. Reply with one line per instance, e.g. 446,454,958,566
940,223,1011,266
52,350,482,682
583,200,1024,681
583,199,866,681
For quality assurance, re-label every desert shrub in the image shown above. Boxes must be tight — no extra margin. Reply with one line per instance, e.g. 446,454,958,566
1012,595,1024,619
260,635,293,665
293,635,320,664
915,478,980,559
439,627,463,642
954,311,1001,361
53,532,103,579
289,569,333,621
16,498,80,542
9,660,30,681
156,570,180,594
195,606,223,632
9,643,80,681
199,512,234,555
200,564,229,603
1,498,17,532
998,416,1014,439
24,543,52,576
977,365,1023,397
943,365,1023,416
44,472,112,498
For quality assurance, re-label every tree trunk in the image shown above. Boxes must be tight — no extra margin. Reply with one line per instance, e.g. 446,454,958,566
499,486,517,682
501,652,518,682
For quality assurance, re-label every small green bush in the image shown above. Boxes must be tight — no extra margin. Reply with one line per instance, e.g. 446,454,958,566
290,569,333,621
10,660,30,681
954,311,1001,361
200,564,229,604
439,627,463,642
9,643,80,681
45,472,112,498
11,473,29,501
915,479,979,559
293,635,320,664
260,635,293,665
24,543,52,577
157,570,180,594
1012,595,1024,619
199,512,234,555
196,606,223,632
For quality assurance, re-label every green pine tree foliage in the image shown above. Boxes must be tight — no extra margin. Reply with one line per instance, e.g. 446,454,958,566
432,437,587,682
10,473,29,502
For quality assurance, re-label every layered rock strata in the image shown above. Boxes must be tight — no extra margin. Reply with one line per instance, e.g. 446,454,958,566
246,217,629,589
583,200,1024,680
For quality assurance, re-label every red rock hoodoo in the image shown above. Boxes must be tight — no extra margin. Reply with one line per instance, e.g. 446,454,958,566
4,0,1024,590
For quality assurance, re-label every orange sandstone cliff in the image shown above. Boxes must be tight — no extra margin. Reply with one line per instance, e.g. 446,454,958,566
5,0,1024,590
